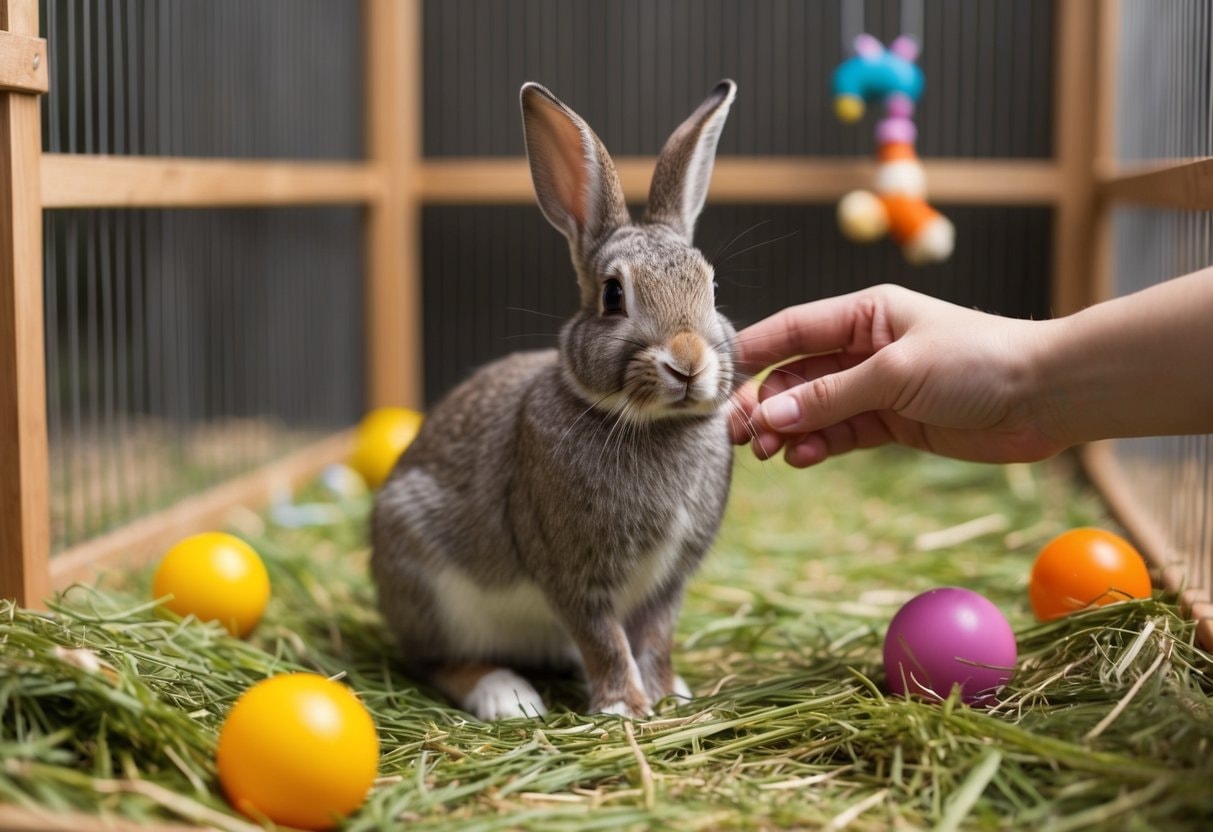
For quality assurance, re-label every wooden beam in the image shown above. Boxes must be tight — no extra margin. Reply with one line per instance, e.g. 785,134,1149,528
1094,0,1120,171
1088,0,1120,308
50,431,355,588
0,804,219,832
0,0,51,607
364,0,423,410
1098,157,1213,210
1050,0,1100,316
0,30,47,93
419,157,1065,206
40,155,382,208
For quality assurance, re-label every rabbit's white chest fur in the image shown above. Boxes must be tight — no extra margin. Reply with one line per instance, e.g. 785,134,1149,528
431,504,695,663
430,567,575,663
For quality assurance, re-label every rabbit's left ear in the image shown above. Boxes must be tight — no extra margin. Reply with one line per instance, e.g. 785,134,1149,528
645,80,737,243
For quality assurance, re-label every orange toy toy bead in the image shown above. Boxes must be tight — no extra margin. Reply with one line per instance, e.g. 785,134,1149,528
1029,528,1152,620
880,194,940,245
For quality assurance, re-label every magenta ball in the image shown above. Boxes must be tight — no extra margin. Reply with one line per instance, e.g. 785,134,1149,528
883,587,1017,705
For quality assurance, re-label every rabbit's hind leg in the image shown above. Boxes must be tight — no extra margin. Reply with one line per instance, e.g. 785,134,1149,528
430,663,548,721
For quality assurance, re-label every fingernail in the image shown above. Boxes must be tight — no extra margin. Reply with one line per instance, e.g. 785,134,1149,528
760,395,801,430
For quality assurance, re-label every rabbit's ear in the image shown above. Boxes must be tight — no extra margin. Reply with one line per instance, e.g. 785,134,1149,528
645,80,736,243
521,83,629,253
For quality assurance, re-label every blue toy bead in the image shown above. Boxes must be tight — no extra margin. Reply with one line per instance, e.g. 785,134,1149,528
831,36,925,107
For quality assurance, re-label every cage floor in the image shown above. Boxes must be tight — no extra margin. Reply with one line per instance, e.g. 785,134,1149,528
2,448,1212,830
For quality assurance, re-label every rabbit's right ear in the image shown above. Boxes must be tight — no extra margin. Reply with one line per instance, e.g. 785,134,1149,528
521,84,629,255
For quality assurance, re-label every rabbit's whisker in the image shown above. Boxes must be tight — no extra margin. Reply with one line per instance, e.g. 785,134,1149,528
503,332,559,341
605,334,648,350
709,218,772,266
553,390,617,460
714,229,801,268
504,306,567,321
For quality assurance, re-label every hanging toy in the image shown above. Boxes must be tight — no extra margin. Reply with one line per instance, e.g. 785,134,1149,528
832,34,954,265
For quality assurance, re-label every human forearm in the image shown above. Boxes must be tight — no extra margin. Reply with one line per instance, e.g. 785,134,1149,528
1033,268,1213,446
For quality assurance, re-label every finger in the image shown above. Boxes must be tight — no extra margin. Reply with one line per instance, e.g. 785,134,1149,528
727,379,761,444
751,429,786,460
783,433,827,468
783,412,895,467
732,286,890,373
758,353,853,402
754,352,901,435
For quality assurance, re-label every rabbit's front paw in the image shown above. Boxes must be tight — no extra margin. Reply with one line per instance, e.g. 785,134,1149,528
463,669,548,721
598,699,651,719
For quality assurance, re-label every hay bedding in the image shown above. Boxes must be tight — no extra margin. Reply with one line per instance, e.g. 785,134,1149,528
2,447,1211,830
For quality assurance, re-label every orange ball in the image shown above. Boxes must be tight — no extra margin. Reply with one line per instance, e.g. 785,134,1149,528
1029,528,1151,621
217,674,380,830
153,532,270,637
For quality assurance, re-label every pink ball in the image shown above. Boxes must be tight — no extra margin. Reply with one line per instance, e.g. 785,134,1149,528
883,587,1017,705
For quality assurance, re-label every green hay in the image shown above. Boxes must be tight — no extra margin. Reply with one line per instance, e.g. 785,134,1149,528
3,447,1212,830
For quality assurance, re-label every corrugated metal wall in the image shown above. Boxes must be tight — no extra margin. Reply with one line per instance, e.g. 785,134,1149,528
422,0,1055,158
420,0,1057,402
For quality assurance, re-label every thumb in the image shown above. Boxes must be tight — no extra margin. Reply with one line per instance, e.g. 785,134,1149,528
754,356,896,434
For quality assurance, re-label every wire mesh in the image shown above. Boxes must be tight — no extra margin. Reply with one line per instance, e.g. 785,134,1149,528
1109,205,1213,616
39,0,364,159
1115,0,1213,163
43,208,365,552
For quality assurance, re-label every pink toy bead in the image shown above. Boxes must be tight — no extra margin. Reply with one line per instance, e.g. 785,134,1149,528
877,117,917,145
890,35,920,62
886,93,915,118
854,33,883,59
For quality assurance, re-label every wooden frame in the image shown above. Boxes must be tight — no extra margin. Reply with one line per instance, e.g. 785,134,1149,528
1,0,51,607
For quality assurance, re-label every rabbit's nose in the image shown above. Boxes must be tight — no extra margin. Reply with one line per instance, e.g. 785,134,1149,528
661,361,699,385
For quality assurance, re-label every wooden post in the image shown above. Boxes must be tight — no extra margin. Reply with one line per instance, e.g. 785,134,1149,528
365,0,424,410
0,0,50,606
1087,0,1120,308
1050,0,1100,316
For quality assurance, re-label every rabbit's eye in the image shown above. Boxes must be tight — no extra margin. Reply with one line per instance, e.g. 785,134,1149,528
602,278,625,315
712,280,720,298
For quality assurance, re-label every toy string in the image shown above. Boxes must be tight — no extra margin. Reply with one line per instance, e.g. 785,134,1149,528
840,0,924,49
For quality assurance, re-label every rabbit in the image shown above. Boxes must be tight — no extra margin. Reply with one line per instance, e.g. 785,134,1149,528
371,79,741,720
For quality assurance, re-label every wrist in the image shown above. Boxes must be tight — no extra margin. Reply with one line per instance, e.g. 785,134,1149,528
1024,316,1083,450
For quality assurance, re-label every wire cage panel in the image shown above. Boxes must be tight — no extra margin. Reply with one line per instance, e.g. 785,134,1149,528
1115,0,1213,164
43,207,365,553
421,0,1055,159
1107,205,1213,621
420,202,1052,404
39,0,364,159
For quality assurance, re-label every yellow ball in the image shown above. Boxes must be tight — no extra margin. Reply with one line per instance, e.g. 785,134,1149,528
348,407,424,489
217,674,380,830
834,95,865,123
152,532,270,638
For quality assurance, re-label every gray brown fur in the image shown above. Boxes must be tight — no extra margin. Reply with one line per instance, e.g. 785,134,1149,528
371,80,740,719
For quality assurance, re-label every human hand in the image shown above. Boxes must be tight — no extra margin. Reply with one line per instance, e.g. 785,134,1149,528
729,284,1065,466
